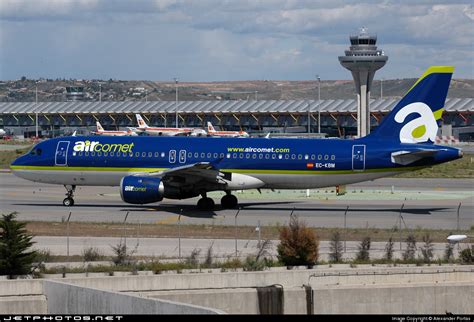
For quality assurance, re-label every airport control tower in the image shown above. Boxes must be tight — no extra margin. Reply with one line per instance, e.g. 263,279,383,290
339,27,388,137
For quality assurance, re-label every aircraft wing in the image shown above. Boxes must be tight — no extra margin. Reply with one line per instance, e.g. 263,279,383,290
135,162,228,184
391,149,441,165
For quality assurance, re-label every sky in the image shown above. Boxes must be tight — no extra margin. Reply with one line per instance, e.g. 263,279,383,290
0,0,473,81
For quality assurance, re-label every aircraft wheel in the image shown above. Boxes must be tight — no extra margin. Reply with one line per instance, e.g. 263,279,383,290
63,197,74,207
221,194,238,209
197,197,215,211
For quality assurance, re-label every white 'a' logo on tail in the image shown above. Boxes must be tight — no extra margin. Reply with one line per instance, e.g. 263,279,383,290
394,102,438,143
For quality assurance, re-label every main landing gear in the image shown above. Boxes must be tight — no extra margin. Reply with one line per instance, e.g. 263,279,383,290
63,185,76,207
197,193,215,211
196,192,239,210
221,192,238,209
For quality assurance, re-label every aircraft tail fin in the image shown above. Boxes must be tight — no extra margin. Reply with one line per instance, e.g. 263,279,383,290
136,114,148,128
96,121,104,132
368,66,454,144
207,122,216,133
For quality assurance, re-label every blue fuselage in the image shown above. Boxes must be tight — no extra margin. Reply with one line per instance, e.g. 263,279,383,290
11,135,462,189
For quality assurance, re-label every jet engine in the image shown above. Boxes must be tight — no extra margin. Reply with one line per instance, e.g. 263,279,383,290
120,176,164,204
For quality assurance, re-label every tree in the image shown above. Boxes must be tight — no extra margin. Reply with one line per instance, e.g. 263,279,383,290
329,231,343,263
444,243,454,262
403,234,417,261
420,234,434,263
356,237,371,261
277,216,319,266
0,213,38,279
384,237,394,261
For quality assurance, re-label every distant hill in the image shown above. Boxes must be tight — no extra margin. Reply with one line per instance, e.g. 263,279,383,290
0,78,472,103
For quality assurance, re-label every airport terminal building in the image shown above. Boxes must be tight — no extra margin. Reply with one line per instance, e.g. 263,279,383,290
0,98,472,139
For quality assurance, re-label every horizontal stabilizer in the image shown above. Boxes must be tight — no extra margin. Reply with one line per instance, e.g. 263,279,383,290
391,149,439,165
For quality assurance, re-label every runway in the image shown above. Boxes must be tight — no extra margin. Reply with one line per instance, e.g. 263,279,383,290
0,173,472,230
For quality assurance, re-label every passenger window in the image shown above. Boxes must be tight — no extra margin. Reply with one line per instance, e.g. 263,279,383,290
214,153,218,158
246,154,250,159
226,153,231,159
155,152,159,157
284,154,289,160
142,152,147,157
188,152,192,158
109,152,114,157
239,153,244,159
203,153,207,158
318,154,322,160
324,155,329,160
304,155,309,160
331,155,335,160
207,153,211,158
194,152,199,158
259,154,263,159
298,154,302,160
161,152,165,158
135,152,140,157
148,152,152,158
278,155,282,159
291,154,296,160
97,152,102,157
232,153,237,159
265,154,270,159
252,154,257,159
311,154,316,160
78,152,83,157
219,153,225,158
90,152,95,157
272,154,276,159
85,152,89,157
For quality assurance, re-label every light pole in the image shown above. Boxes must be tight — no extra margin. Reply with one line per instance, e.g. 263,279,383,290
380,78,383,99
174,78,179,128
35,83,38,138
145,89,147,102
307,102,311,134
255,91,258,100
317,75,321,134
99,83,102,102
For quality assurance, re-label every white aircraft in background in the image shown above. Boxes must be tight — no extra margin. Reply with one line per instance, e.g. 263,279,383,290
207,122,249,138
92,121,137,136
135,114,196,136
0,129,6,138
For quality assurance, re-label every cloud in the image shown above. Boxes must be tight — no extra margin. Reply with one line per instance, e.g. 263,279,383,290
0,1,472,80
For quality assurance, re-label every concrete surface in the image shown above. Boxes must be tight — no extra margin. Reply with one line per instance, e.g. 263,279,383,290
0,265,472,314
1,173,473,229
43,280,223,315
313,283,473,314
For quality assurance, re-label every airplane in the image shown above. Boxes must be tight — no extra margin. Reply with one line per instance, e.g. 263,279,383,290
10,66,463,210
0,129,6,138
92,121,138,136
207,122,249,138
135,114,196,136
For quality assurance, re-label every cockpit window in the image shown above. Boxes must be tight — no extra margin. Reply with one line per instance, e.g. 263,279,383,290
30,148,42,156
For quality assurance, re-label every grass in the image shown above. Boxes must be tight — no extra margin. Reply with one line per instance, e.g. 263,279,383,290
0,147,30,168
395,153,474,178
24,221,468,243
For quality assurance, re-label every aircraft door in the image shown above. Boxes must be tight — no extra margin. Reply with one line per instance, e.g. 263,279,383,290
352,145,366,170
169,150,176,163
55,141,70,166
179,150,186,164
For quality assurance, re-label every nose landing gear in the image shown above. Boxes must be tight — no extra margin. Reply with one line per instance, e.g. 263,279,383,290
63,185,76,207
